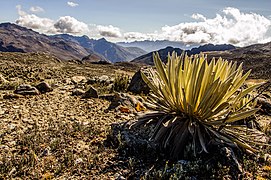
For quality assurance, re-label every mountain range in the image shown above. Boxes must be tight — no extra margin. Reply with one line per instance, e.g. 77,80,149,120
1,22,270,69
0,23,146,63
0,23,89,60
132,44,236,65
117,40,197,52
53,34,147,63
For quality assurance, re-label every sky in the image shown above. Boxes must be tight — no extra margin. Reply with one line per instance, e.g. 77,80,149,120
0,0,271,46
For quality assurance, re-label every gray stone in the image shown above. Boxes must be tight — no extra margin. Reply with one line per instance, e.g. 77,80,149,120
71,76,87,84
127,69,150,94
14,84,40,95
82,85,98,98
36,82,53,93
98,75,109,83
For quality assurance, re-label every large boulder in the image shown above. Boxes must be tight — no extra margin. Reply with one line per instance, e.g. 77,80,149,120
14,84,40,95
127,70,150,94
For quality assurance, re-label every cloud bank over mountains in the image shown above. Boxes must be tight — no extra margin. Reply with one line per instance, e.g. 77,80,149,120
15,5,271,46
16,5,88,34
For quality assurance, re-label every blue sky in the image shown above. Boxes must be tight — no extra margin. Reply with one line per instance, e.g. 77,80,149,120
0,0,271,46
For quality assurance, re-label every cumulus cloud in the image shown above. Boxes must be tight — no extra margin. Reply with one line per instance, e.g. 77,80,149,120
125,7,271,46
67,1,79,7
54,16,89,34
97,25,122,38
16,5,54,32
29,6,44,13
15,5,89,35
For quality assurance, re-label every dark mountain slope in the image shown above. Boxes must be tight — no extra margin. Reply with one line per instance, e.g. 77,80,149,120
117,40,193,52
132,44,236,65
0,23,89,60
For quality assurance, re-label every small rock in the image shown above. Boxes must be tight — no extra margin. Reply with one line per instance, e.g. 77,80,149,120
71,76,87,84
0,109,5,115
0,145,9,150
14,84,40,95
8,141,16,146
264,153,271,162
72,89,85,96
82,85,98,98
41,147,51,157
75,158,83,165
8,124,16,130
98,75,112,85
35,82,53,93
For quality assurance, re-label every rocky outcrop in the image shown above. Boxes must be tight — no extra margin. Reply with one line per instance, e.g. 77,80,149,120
127,70,150,94
14,84,40,95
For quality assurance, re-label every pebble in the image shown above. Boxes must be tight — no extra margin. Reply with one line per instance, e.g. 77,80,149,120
8,124,16,130
0,110,5,115
75,158,83,165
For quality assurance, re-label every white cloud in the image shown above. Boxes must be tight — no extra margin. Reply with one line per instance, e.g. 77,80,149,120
14,6,271,45
29,6,44,13
15,5,89,35
16,5,54,32
97,25,122,38
67,1,79,7
124,32,158,41
54,16,89,34
125,7,271,46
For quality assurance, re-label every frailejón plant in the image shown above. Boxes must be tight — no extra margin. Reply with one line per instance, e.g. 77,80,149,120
131,52,266,159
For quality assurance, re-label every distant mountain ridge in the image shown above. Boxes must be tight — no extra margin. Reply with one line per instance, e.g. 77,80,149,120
0,22,90,60
0,23,146,63
117,40,197,52
132,44,236,65
53,34,147,63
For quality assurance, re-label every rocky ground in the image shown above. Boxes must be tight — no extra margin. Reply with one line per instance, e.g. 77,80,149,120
0,52,271,179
